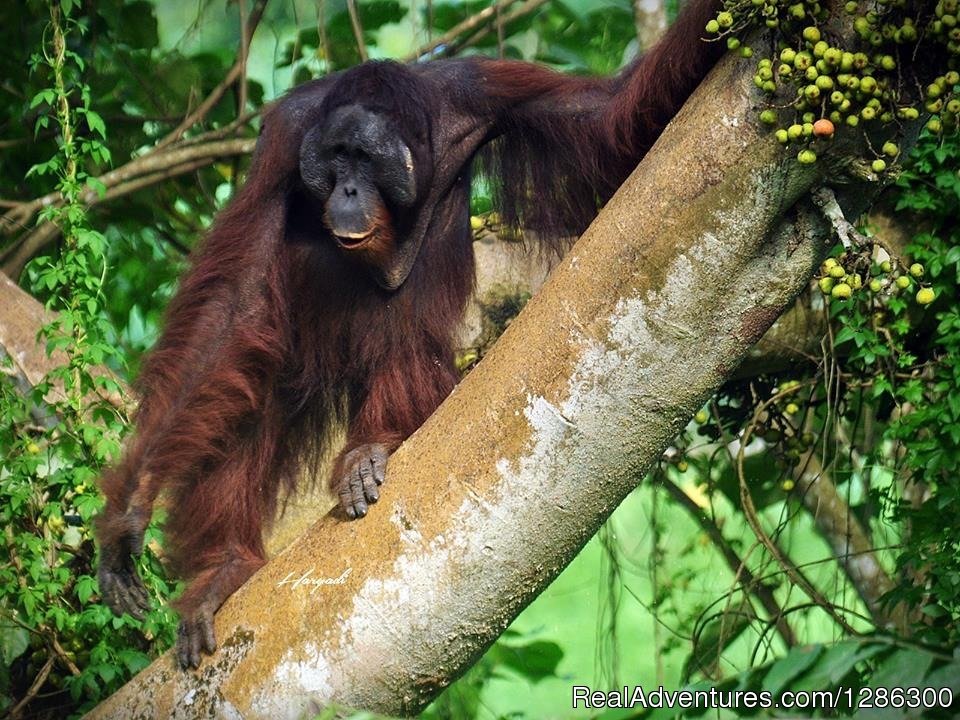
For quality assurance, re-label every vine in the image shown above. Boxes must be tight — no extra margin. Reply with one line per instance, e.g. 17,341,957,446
0,3,175,716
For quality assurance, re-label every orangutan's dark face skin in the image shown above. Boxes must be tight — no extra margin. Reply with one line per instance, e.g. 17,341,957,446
300,105,427,289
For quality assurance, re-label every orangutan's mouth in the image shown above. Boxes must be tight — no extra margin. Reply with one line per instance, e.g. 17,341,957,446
334,232,373,249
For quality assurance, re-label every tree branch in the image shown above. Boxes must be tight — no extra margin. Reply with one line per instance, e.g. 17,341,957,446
8,656,54,720
402,0,518,62
0,273,128,412
633,0,669,51
346,0,369,62
154,0,267,150
0,133,255,238
658,476,797,647
451,0,551,56
1,138,255,277
317,0,331,71
794,451,905,630
736,386,861,634
237,0,251,117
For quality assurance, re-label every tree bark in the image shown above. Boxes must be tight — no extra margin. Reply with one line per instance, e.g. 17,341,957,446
633,0,668,51
0,273,59,387
79,40,900,715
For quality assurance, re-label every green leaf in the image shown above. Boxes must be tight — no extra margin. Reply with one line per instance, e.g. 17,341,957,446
117,648,150,675
489,640,564,683
96,663,116,684
869,648,933,689
795,641,884,690
30,89,55,108
0,622,30,665
85,175,107,198
83,110,106,139
77,575,96,604
762,645,823,694
834,326,857,346
22,588,36,616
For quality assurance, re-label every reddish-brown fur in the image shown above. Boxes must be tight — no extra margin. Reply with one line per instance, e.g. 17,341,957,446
96,0,722,663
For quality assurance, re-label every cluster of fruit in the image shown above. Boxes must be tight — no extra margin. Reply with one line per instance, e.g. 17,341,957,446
923,72,960,135
929,0,960,56
690,381,816,485
768,380,816,484
816,254,936,305
706,0,960,166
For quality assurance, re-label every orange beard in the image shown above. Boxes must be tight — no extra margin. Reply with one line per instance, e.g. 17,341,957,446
327,202,396,273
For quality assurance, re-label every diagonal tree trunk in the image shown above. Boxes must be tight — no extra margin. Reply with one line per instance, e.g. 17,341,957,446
82,27,922,718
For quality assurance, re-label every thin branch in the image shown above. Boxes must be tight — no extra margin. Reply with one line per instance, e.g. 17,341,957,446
632,0,669,51
2,192,57,235
102,158,225,203
1,136,253,225
0,348,57,429
648,490,663,683
794,450,906,630
232,0,252,194
180,109,261,146
317,0,331,69
154,0,267,150
1,139,254,277
346,0,369,62
290,0,305,77
7,656,55,719
411,0,419,45
633,0,645,44
401,0,518,62
50,634,81,677
495,3,505,59
448,0,551,56
103,139,255,197
238,0,250,116
1,131,255,240
735,384,860,635
812,186,873,251
155,63,241,151
659,476,797,647
3,527,59,719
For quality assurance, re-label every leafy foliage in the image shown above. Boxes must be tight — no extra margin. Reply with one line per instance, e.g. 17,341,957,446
884,133,960,638
633,640,960,720
647,128,960,716
0,4,178,717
